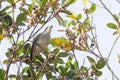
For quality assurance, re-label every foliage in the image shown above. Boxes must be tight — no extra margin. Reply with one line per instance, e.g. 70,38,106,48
0,0,120,80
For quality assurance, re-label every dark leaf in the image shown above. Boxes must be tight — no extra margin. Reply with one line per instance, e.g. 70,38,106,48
9,74,16,78
2,6,11,12
16,13,27,24
62,10,72,15
23,43,30,55
56,58,64,64
96,59,106,69
57,52,69,57
113,31,118,35
95,71,102,77
53,48,59,55
19,7,29,14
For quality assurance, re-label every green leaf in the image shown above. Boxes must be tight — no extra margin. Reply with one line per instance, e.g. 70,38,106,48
118,54,120,63
62,10,72,15
26,3,34,14
39,20,45,24
66,59,72,68
73,61,78,70
88,3,96,13
18,40,24,46
5,52,11,58
76,14,82,20
56,58,64,64
107,23,117,29
19,8,29,14
62,20,68,27
23,43,30,55
64,0,76,6
22,66,29,73
0,68,5,80
57,52,69,57
16,13,27,24
71,20,76,26
82,18,90,27
36,73,42,80
67,20,76,27
6,0,14,4
95,71,102,77
2,6,11,12
62,0,66,4
113,31,118,35
36,55,44,62
58,66,67,76
9,74,16,78
53,48,59,55
17,41,24,55
38,0,48,7
0,13,12,26
3,59,10,64
87,56,96,67
81,66,88,71
96,59,106,69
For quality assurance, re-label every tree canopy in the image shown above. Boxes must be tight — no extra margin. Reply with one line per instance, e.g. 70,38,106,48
0,0,120,80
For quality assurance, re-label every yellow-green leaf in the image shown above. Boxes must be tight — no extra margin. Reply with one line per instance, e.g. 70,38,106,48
0,34,4,40
107,23,117,29
67,14,76,19
117,54,120,63
83,0,89,6
87,56,96,68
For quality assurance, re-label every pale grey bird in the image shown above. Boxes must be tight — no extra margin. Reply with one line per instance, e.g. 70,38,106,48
30,26,53,60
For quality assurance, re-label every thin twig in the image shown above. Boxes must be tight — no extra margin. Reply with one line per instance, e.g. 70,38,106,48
89,15,103,58
106,63,120,80
87,49,100,58
6,51,15,79
99,0,120,26
99,1,120,80
107,34,120,59
94,28,103,58
116,0,120,3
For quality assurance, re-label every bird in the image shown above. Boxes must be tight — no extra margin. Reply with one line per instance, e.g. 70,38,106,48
30,26,53,61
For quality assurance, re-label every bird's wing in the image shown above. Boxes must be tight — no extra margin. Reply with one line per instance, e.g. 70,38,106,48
30,33,41,60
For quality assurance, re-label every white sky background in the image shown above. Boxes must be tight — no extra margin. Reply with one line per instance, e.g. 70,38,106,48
0,0,120,80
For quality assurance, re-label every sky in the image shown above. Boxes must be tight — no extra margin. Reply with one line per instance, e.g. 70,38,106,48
0,0,120,80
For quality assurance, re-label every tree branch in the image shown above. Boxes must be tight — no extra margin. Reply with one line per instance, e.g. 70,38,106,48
107,34,120,59
116,0,120,3
99,0,120,28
